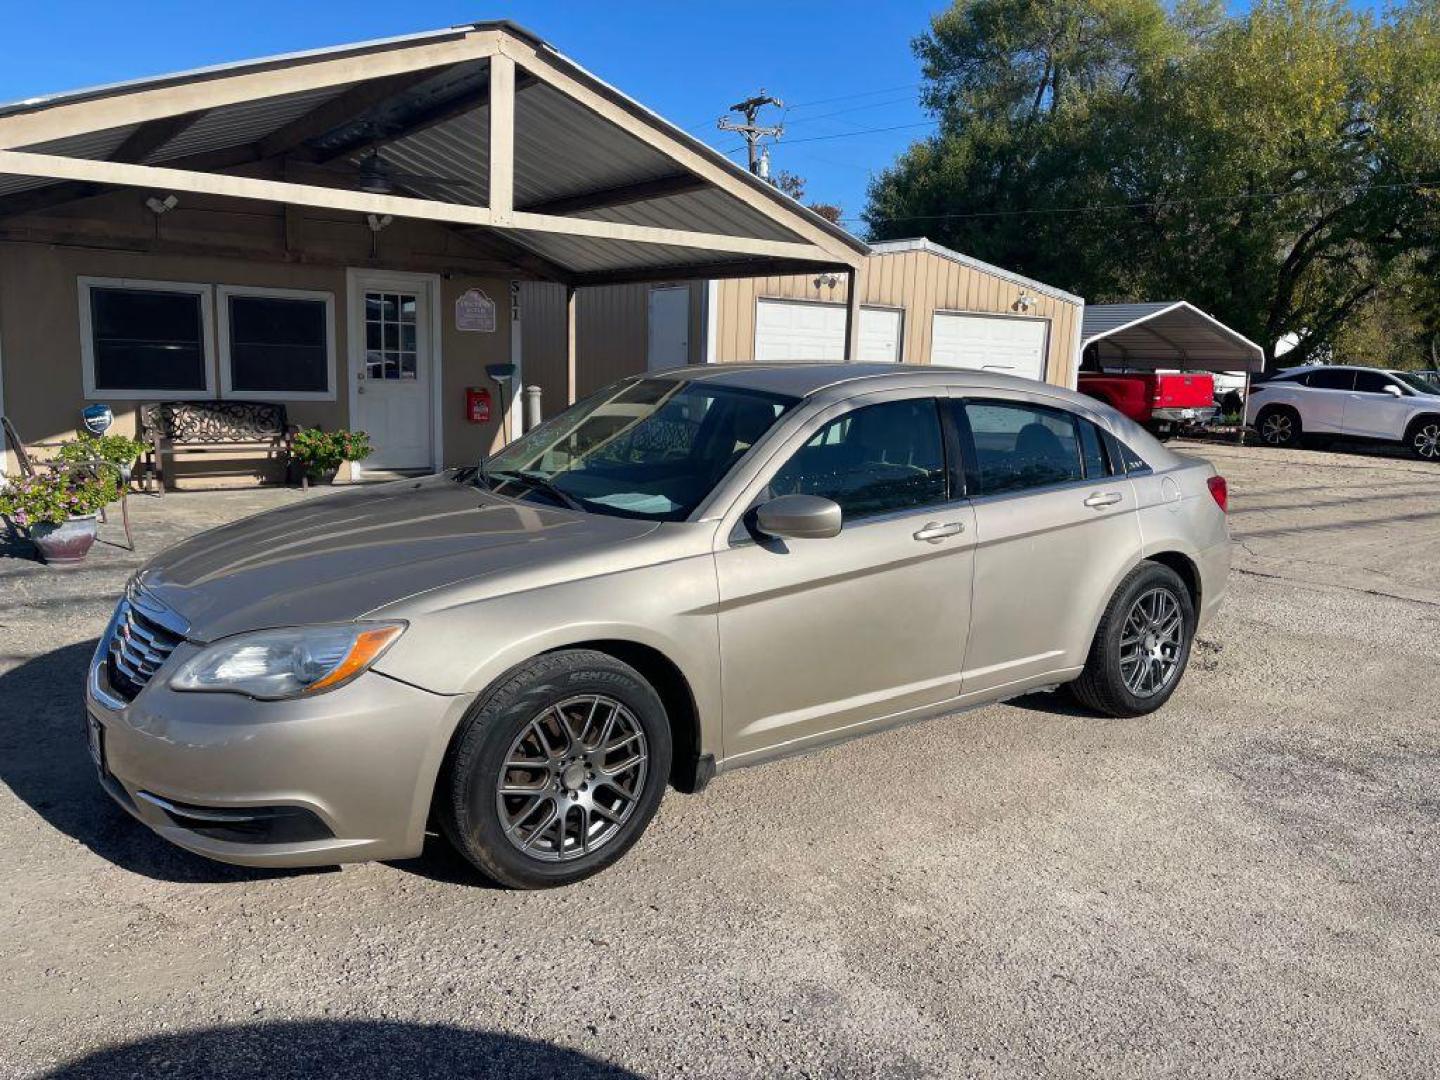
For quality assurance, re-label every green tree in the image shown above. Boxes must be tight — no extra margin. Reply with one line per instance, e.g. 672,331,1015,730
865,0,1440,369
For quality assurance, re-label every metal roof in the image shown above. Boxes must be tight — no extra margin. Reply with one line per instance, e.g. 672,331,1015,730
868,238,1083,305
1082,302,1264,372
0,21,866,274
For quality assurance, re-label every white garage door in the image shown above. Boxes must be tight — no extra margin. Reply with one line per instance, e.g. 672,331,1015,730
754,300,901,363
930,313,1048,381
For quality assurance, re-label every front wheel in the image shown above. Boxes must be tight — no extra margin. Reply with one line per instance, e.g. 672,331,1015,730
1407,417,1440,461
439,649,672,889
1070,561,1196,718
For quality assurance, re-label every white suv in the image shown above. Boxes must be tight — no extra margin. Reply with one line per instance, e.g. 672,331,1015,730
1245,365,1440,460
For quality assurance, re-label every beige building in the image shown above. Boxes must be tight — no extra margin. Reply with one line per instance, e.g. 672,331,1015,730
522,238,1084,416
0,22,868,481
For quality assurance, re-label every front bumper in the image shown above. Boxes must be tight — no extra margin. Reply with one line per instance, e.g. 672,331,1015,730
85,648,473,868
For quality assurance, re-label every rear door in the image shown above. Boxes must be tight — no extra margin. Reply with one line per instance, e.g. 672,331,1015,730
1299,368,1354,432
956,395,1142,695
713,393,975,759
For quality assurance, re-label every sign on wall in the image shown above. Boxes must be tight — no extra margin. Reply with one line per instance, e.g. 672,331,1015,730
455,288,497,333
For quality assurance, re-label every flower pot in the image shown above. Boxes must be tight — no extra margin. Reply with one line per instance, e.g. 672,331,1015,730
31,514,98,566
303,466,339,489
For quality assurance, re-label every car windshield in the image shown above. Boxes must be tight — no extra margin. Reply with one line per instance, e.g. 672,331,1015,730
474,377,797,521
1391,371,1440,395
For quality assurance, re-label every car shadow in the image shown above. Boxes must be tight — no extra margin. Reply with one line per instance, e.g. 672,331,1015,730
39,1020,644,1079
0,639,328,884
1004,688,1095,719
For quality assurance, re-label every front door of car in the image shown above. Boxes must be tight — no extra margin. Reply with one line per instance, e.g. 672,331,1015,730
713,394,975,761
1299,368,1355,433
1344,370,1407,439
955,396,1143,696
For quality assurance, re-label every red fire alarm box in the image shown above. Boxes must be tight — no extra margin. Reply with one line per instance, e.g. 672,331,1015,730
466,386,491,423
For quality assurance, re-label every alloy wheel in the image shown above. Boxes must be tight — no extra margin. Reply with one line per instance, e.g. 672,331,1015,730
495,695,649,862
1260,412,1293,445
1413,423,1440,460
1119,587,1185,699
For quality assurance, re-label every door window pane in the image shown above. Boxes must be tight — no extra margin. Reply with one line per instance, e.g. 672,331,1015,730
963,400,1083,495
768,399,947,519
1352,370,1396,394
1306,369,1355,390
89,287,206,391
227,295,328,394
365,291,419,381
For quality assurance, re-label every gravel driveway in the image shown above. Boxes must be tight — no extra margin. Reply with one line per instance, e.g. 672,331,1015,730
2,445,1437,1079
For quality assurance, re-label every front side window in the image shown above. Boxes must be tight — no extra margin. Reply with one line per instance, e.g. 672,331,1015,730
85,284,208,393
766,398,948,519
223,291,331,396
962,400,1084,495
479,378,796,521
1352,370,1401,395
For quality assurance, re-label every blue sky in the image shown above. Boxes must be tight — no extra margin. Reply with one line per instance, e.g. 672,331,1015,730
0,1,941,231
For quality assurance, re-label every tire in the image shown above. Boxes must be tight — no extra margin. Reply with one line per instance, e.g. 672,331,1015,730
1070,561,1196,718
1255,405,1302,448
439,649,672,889
1406,416,1440,461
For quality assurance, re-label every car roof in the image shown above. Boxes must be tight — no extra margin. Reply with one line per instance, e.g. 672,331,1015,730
644,362,1092,405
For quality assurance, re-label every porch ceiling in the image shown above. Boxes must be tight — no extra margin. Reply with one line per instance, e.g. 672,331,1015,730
0,22,866,284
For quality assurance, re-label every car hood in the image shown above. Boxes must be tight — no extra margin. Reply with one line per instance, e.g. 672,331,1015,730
136,474,660,641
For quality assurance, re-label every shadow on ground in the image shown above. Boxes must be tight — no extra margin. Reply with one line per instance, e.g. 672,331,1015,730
42,1020,644,1079
0,640,322,884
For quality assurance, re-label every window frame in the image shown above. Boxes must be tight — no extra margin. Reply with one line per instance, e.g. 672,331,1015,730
217,284,337,402
78,277,215,401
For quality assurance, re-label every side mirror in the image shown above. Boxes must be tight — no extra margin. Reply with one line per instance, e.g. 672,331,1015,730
1383,384,1404,397
755,494,843,540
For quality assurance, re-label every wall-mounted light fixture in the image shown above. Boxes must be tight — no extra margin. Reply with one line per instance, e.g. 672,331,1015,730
144,194,178,216
813,273,840,291
1014,291,1037,313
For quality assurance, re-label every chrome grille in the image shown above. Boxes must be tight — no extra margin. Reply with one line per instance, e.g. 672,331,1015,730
105,589,187,702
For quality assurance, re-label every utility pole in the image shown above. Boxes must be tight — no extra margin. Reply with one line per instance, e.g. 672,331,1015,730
718,91,784,176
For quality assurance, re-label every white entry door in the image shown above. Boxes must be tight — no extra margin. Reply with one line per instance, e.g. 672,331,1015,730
647,286,690,371
930,312,1048,381
754,299,902,363
348,271,438,472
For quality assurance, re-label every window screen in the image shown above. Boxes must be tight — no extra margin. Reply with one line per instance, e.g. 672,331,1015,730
962,401,1083,495
227,295,329,393
768,399,947,519
89,287,206,392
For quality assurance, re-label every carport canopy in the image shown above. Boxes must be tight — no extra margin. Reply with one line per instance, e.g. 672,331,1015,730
0,21,871,388
1082,302,1264,372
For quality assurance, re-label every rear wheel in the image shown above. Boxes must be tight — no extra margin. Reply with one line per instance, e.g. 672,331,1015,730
439,649,672,889
1070,561,1195,718
1406,416,1440,461
1255,405,1302,448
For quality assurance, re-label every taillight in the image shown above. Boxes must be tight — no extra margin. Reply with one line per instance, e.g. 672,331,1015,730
1207,475,1228,512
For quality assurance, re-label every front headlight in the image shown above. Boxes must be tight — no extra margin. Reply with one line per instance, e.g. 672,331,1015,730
169,622,405,700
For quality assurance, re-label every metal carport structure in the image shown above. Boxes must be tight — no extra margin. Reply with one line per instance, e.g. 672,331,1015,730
1081,302,1264,372
0,21,869,407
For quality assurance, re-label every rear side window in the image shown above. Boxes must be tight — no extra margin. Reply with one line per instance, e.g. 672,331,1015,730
1078,420,1109,478
961,400,1084,495
1306,369,1355,391
768,398,948,519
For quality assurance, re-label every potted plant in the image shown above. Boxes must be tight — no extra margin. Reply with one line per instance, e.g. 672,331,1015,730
0,467,119,566
56,432,147,484
290,427,372,487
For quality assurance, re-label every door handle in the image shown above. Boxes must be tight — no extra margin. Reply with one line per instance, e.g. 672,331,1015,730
914,521,965,543
1084,491,1123,509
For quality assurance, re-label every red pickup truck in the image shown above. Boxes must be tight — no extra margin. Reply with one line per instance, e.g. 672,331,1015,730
1078,372,1216,432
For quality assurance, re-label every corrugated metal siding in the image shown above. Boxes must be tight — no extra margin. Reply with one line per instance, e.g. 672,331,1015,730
715,250,1082,387
520,280,706,415
0,122,143,195
144,85,358,161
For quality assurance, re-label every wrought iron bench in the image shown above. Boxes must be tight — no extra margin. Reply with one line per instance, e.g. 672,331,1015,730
139,401,296,496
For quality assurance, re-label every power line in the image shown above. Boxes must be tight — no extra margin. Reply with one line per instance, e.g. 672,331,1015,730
844,179,1440,224
783,82,925,110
